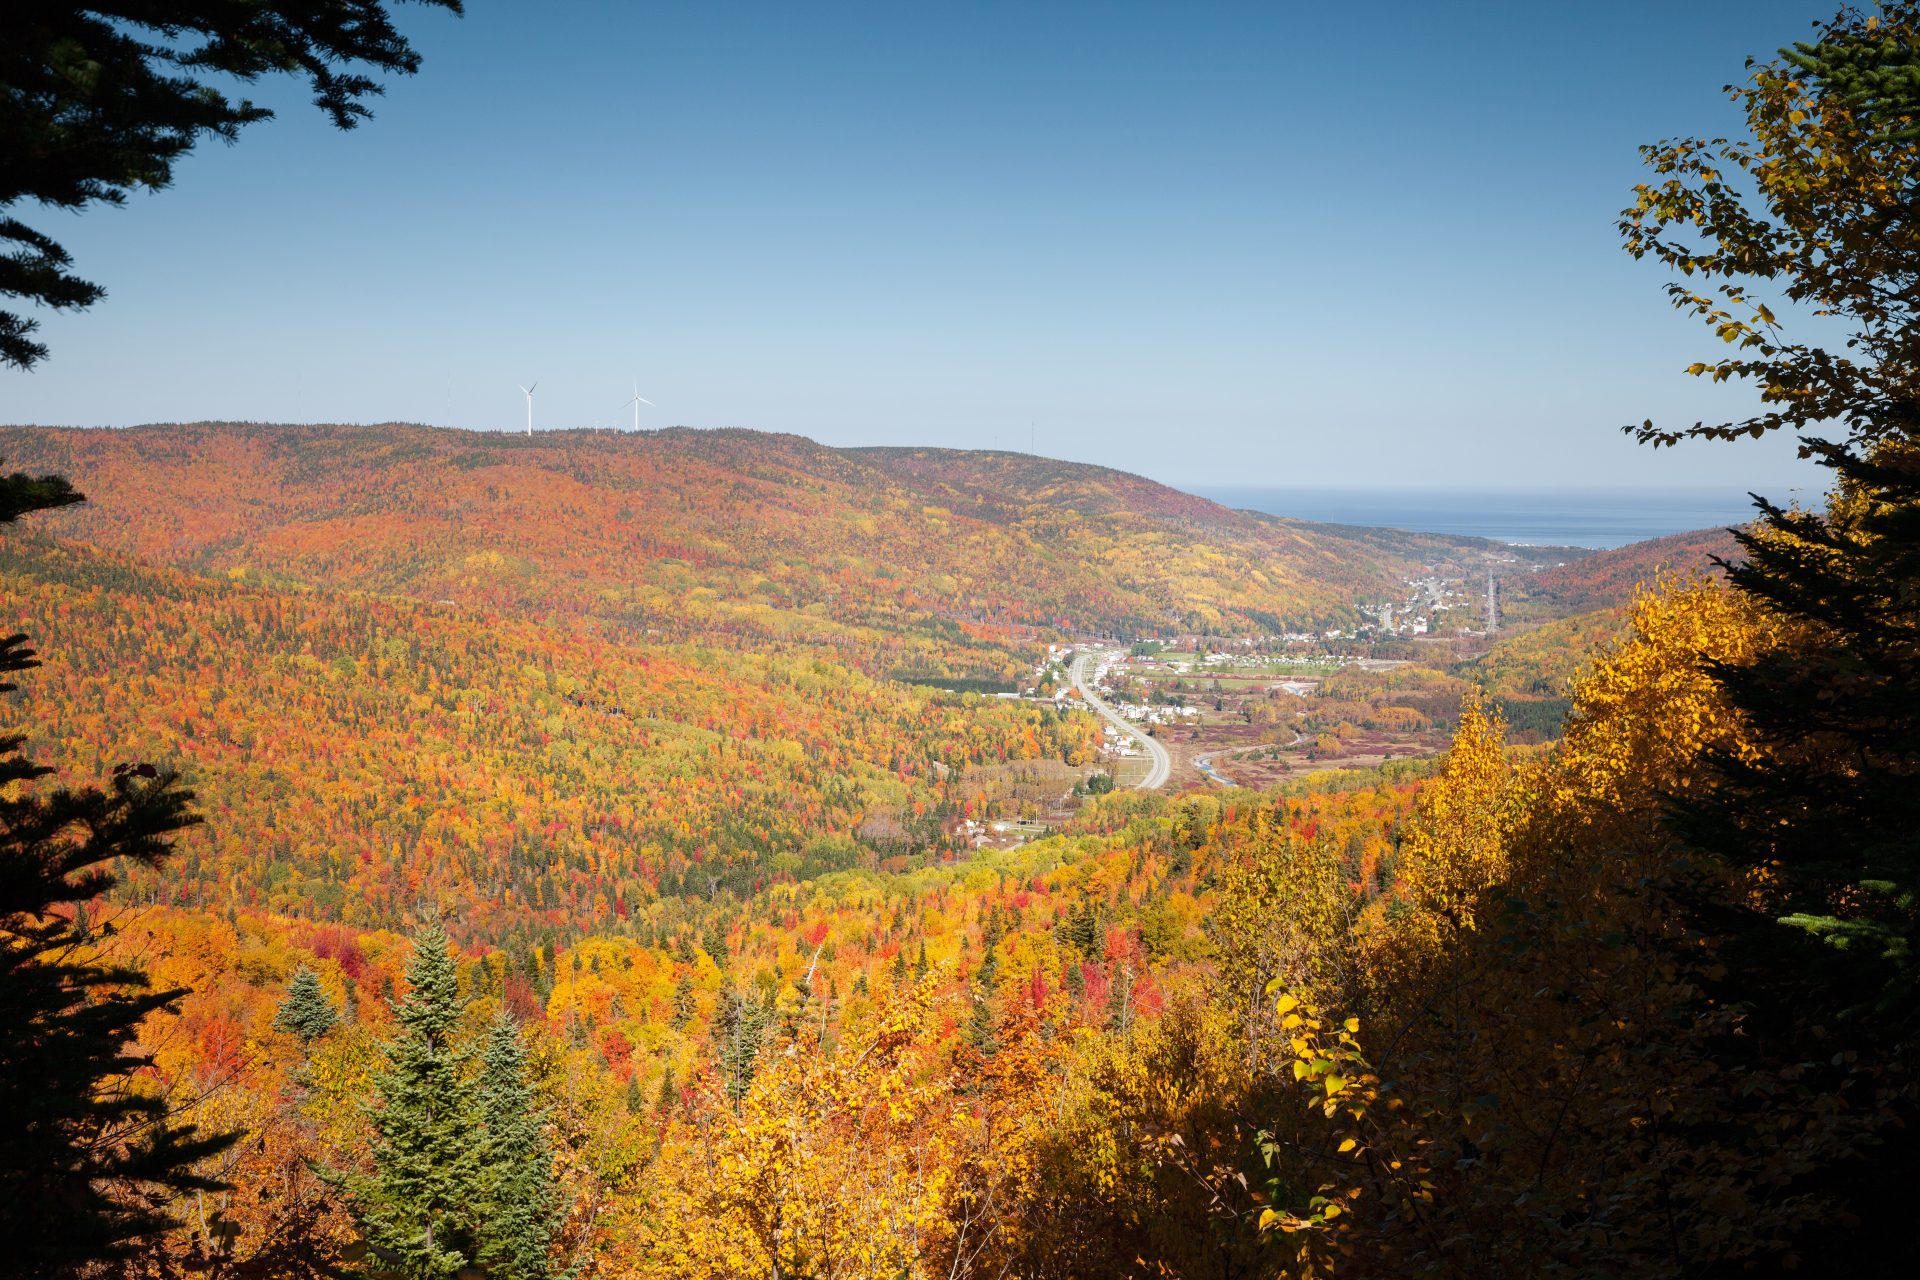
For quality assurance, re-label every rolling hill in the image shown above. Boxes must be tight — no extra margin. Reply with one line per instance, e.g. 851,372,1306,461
1458,523,1748,703
0,423,1502,657
0,421,1508,940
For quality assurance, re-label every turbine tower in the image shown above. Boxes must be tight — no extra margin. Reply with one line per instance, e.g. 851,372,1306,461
518,382,538,436
620,382,655,432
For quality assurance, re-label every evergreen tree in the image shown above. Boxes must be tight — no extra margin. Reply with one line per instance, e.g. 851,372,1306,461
0,466,236,1273
1622,14,1920,1262
345,919,481,1279
1677,442,1920,1018
274,964,340,1042
714,988,772,1104
965,981,998,1059
701,923,729,968
976,929,1001,989
473,1013,562,1280
669,972,695,1028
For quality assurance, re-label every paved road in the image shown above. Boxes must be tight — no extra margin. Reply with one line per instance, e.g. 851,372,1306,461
1194,728,1307,789
1068,650,1172,790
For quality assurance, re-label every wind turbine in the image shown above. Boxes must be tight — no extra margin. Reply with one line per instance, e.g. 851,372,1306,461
517,382,538,436
620,382,655,433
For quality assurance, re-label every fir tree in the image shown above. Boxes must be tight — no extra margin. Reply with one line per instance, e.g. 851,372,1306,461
345,919,481,1279
701,923,729,968
976,934,1000,989
473,1013,563,1280
0,467,236,1272
274,964,339,1042
1676,442,1920,1019
669,972,695,1028
965,981,998,1058
714,988,772,1104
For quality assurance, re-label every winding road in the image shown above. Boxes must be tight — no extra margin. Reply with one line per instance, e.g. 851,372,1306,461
1068,650,1172,790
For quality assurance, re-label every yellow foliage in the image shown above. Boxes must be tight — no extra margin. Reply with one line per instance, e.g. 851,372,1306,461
625,981,1046,1279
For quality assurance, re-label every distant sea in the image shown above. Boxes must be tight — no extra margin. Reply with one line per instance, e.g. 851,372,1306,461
1194,486,1784,550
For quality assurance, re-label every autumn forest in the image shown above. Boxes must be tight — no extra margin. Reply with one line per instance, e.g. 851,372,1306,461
4,3,1920,1280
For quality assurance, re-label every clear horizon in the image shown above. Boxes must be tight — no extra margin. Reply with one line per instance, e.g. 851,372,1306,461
0,1,1833,493
4,418,1819,506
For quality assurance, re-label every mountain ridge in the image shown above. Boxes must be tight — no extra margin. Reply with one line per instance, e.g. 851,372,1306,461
0,421,1503,644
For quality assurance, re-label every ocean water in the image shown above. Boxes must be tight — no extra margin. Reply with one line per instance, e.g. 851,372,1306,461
1193,486,1780,550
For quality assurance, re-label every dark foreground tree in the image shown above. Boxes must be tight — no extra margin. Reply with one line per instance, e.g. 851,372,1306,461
1625,6,1920,1271
1624,3,1920,982
0,465,235,1274
1679,444,1920,1013
0,0,463,370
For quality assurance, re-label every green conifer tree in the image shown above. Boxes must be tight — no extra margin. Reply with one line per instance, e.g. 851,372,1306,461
965,981,998,1058
701,923,729,968
274,964,339,1042
714,988,772,1104
473,1013,563,1280
345,919,481,1279
669,973,695,1028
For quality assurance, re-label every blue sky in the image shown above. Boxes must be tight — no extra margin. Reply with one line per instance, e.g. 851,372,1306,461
0,0,1841,491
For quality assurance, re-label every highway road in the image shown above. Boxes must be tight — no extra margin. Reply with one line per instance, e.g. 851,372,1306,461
1068,650,1172,790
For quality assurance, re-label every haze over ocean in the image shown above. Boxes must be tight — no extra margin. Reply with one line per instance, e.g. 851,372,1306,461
1197,486,1780,550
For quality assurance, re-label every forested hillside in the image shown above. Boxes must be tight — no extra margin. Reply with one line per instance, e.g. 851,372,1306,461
1451,527,1745,703
1502,524,1742,621
0,533,1100,943
9,0,1920,1276
0,423,1494,648
0,423,1506,946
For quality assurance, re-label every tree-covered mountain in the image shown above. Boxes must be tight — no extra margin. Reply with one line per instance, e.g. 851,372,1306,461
0,423,1498,648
